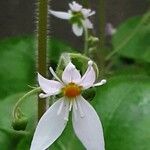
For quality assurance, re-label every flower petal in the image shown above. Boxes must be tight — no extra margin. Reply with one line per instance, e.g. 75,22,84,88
72,23,83,36
80,61,96,89
93,79,107,87
30,98,68,150
38,73,63,94
72,96,105,150
69,1,82,12
81,8,95,18
49,10,71,20
83,19,93,29
62,62,81,83
49,67,64,84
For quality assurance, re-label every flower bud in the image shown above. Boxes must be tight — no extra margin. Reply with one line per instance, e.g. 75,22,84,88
12,108,28,131
12,116,28,131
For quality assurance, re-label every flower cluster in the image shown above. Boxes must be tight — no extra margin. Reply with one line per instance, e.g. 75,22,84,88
50,1,95,36
30,61,106,150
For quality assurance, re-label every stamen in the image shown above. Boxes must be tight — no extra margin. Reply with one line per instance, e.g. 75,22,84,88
49,67,64,84
73,100,78,110
63,83,81,98
69,101,73,111
73,104,77,121
57,100,64,115
77,100,85,118
64,102,69,121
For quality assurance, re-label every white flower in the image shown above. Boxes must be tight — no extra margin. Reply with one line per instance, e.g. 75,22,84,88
49,1,95,36
105,23,117,36
30,60,106,150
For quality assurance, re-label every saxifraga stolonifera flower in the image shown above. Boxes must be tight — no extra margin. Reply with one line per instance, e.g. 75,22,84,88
49,1,95,36
30,60,106,150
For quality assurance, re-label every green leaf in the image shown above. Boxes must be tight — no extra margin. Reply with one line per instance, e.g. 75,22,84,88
0,36,73,99
0,130,15,149
93,75,150,150
112,12,150,62
0,36,35,99
0,92,85,149
0,92,37,149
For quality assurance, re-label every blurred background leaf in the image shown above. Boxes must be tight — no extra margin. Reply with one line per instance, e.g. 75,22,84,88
93,75,150,150
112,12,150,63
0,36,73,99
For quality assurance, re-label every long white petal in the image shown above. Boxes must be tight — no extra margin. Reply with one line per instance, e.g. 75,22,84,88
72,24,83,36
30,98,68,150
38,73,63,94
49,10,71,20
72,96,105,150
80,61,96,89
62,62,81,83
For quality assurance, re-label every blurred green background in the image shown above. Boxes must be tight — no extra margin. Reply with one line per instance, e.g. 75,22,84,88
0,0,150,150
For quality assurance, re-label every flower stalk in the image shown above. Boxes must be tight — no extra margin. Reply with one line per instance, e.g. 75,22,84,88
98,0,105,51
83,26,89,55
12,87,41,121
37,0,48,120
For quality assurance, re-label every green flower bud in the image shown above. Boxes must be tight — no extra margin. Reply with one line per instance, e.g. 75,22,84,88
12,116,28,131
12,108,28,131
56,52,99,77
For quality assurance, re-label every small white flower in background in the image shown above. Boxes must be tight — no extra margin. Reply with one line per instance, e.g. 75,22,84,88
105,23,117,36
30,60,106,150
49,1,95,37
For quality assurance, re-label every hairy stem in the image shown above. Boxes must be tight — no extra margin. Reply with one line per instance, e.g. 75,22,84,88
98,0,105,51
37,0,48,120
95,0,105,75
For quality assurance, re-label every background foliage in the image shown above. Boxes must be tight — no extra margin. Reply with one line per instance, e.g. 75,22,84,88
0,1,150,150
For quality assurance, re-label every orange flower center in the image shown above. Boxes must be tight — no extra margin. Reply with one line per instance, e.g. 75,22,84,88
62,83,82,98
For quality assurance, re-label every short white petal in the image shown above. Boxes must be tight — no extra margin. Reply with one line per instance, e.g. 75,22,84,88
69,1,82,12
81,8,95,18
83,19,93,29
62,62,81,83
30,98,68,150
38,73,63,94
72,96,105,150
49,10,71,20
93,79,107,87
80,61,96,89
72,24,83,36
49,67,64,84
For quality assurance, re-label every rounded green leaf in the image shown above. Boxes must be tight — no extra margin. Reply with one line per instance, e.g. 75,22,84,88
112,12,150,62
93,75,150,150
0,36,73,99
